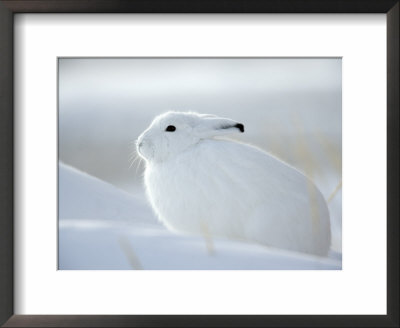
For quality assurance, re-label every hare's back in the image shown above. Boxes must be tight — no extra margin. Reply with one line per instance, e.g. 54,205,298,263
198,140,330,254
199,139,330,229
197,139,312,198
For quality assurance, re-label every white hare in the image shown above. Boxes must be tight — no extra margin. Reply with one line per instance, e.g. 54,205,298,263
137,111,331,256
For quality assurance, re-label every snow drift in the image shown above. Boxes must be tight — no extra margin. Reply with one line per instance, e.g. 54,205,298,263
58,162,341,270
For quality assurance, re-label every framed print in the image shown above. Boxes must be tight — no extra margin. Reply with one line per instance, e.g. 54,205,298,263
0,1,398,327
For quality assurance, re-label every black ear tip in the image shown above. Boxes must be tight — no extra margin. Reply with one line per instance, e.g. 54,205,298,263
235,123,245,133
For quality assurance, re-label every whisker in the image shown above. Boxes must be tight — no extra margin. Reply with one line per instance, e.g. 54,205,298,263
129,154,140,169
128,139,142,170
128,140,144,173
135,157,144,175
129,152,138,161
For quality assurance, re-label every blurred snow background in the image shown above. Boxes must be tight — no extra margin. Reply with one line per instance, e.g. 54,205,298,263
58,58,341,270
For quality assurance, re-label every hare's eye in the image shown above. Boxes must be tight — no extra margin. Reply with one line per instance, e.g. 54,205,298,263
165,125,176,132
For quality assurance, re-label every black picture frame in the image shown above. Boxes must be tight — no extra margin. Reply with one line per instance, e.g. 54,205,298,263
0,1,398,327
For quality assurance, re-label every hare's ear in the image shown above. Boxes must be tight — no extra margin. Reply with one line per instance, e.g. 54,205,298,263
194,115,244,139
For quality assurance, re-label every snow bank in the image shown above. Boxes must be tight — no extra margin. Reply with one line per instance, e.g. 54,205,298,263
59,163,341,270
59,163,153,222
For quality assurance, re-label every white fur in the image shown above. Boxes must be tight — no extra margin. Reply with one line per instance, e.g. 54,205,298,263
137,112,331,256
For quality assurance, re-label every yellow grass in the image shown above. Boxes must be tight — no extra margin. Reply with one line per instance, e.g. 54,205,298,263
200,221,216,256
118,236,144,270
292,115,320,233
328,179,342,203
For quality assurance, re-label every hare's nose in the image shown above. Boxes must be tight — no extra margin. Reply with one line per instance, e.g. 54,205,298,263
138,141,143,148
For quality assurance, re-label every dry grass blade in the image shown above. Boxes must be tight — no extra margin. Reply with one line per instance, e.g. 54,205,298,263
328,179,342,203
315,130,342,176
292,115,320,233
265,120,288,161
315,129,342,204
118,236,144,270
200,221,216,256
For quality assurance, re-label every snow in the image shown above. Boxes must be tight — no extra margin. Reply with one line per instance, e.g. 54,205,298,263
58,162,341,270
